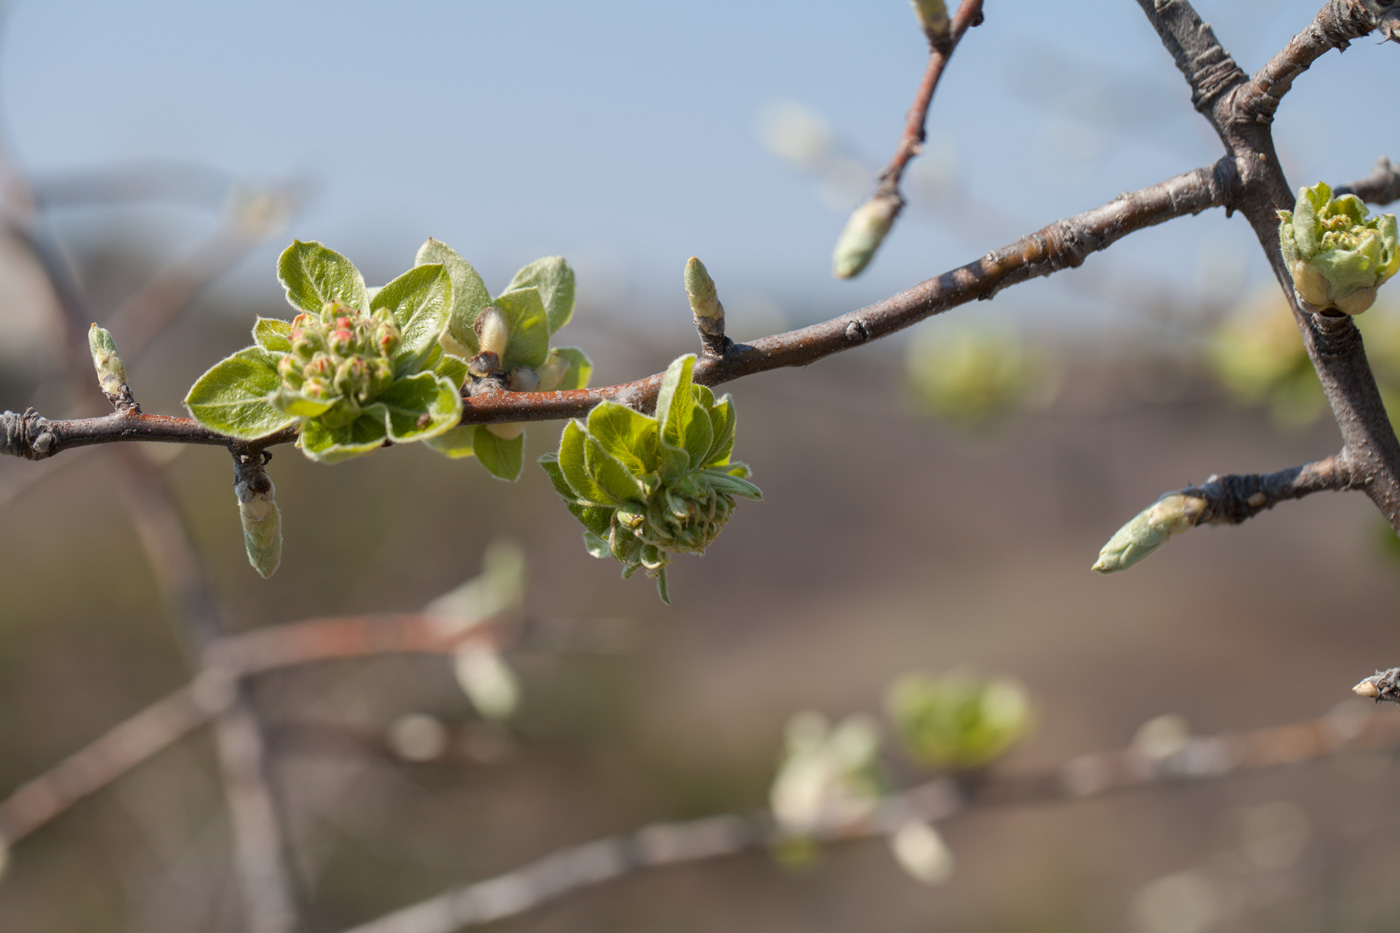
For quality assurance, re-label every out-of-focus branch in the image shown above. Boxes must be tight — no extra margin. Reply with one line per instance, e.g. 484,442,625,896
0,613,508,846
338,706,1400,933
1333,155,1400,206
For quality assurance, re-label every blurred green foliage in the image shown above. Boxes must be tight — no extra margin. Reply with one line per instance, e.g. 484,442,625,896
885,671,1032,771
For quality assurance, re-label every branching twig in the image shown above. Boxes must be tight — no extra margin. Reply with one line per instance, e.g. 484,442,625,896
0,160,1237,457
338,705,1400,933
1334,155,1400,206
0,612,508,846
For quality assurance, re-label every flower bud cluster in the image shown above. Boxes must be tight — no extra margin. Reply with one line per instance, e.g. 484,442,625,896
1279,182,1398,315
610,473,743,579
277,301,401,424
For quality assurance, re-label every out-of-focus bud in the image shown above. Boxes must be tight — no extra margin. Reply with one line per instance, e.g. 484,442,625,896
485,422,524,440
234,456,282,579
474,306,511,359
454,646,520,721
507,367,540,392
1092,492,1208,573
909,0,950,45
890,821,954,885
684,257,725,337
88,324,128,401
832,192,902,279
1278,182,1398,315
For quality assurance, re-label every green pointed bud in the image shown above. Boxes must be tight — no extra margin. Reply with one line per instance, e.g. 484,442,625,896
1092,492,1207,574
684,257,725,336
1278,182,1399,315
88,323,128,400
234,458,282,578
474,306,511,359
832,192,902,279
909,0,950,44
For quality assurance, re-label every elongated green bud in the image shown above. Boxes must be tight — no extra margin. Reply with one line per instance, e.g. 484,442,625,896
832,192,901,279
234,456,282,578
909,0,950,44
1092,493,1207,573
684,257,725,337
88,323,128,402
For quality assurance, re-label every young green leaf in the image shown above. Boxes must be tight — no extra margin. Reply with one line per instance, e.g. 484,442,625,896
372,263,453,372
416,238,492,354
542,347,592,391
492,287,551,370
299,413,389,463
705,395,736,466
696,468,762,499
277,240,368,315
558,420,612,505
540,455,614,537
584,435,648,504
252,317,293,353
185,347,300,439
473,426,525,481
434,352,469,391
505,257,576,334
585,401,659,475
426,425,479,459
375,372,462,441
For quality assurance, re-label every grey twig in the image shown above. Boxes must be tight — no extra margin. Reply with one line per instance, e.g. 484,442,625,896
1333,155,1400,206
1183,454,1356,526
337,705,1400,933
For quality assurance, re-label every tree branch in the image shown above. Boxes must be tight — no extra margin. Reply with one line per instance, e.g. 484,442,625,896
1183,453,1356,525
0,613,508,847
1333,155,1400,205
337,706,1400,933
1,161,1236,456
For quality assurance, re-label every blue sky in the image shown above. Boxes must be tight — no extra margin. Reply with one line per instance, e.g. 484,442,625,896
1,1,1393,335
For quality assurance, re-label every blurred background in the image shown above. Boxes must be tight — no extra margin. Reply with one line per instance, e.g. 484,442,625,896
2,1,1400,931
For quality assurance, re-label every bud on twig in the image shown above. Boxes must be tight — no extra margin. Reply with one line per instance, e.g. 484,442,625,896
832,191,902,279
909,0,950,46
684,257,726,338
234,453,282,579
88,324,130,408
1353,667,1400,703
1278,182,1398,315
474,306,511,359
1092,492,1207,573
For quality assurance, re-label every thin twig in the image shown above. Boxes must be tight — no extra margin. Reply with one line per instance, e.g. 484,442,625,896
338,705,1400,933
0,613,507,846
1184,454,1356,526
1333,155,1400,206
1,160,1237,457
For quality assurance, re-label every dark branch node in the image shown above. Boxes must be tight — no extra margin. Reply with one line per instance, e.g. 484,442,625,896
1,408,57,461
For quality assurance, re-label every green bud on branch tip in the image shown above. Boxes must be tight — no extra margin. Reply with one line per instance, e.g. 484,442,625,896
1278,182,1398,316
833,192,902,279
684,257,725,337
88,323,128,402
1092,492,1207,574
909,0,950,44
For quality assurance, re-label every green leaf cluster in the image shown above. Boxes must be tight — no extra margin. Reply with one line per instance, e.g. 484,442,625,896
885,672,1031,771
539,355,760,603
414,239,591,481
185,241,464,462
1279,181,1399,315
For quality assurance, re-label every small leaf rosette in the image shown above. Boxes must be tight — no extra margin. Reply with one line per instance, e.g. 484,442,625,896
184,240,464,462
539,355,761,604
412,238,592,481
1278,182,1399,316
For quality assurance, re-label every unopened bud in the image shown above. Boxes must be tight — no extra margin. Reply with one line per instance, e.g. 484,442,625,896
234,457,282,579
832,192,902,279
1092,492,1207,573
507,367,540,392
909,0,950,44
468,351,501,378
88,324,128,401
485,421,524,440
684,257,725,336
1278,182,1398,315
536,352,570,391
1354,679,1381,699
475,306,511,358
